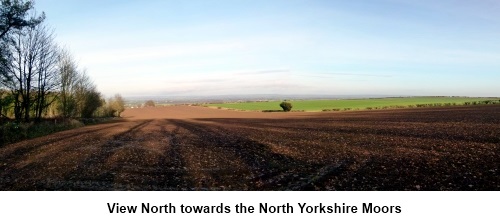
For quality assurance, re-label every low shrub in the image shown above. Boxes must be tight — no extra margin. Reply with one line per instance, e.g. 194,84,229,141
262,110,283,112
1,119,85,147
144,100,156,107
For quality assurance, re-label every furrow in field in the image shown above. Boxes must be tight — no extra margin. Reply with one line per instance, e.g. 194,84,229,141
0,120,151,190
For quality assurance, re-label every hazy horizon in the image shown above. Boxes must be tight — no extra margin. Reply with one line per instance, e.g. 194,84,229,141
37,0,500,97
121,94,500,106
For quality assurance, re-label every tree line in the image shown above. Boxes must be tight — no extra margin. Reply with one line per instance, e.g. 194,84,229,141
0,0,123,123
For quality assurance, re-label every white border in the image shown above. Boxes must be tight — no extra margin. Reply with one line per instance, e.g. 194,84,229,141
0,191,497,221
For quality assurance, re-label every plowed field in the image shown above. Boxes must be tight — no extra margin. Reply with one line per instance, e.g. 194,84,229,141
1,105,499,190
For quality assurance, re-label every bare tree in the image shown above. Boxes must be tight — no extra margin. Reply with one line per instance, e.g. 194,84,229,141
1,16,59,122
0,1,113,123
57,50,105,119
33,24,58,121
8,25,42,121
111,94,125,117
1,1,45,118
1,0,44,90
57,48,79,118
74,70,99,118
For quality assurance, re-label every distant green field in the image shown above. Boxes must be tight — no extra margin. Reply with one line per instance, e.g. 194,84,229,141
208,97,499,111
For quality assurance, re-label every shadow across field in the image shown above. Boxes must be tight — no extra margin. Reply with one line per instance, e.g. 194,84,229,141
0,118,349,190
166,119,349,190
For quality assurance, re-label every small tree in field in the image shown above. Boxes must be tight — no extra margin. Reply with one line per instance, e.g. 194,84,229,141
144,100,155,107
280,101,292,112
111,94,125,117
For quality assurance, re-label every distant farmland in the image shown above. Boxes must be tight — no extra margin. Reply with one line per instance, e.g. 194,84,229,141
208,97,499,111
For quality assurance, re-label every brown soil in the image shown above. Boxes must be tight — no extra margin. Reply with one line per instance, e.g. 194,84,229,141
1,105,499,190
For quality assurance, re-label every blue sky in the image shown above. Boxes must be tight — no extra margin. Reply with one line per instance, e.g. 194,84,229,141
35,0,500,97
